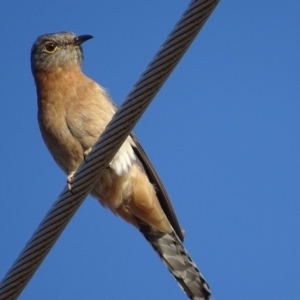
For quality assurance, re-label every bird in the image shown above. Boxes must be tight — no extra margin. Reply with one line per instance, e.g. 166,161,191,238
31,31,211,300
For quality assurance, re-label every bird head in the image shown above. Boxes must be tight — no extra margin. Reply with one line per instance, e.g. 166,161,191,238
31,32,93,72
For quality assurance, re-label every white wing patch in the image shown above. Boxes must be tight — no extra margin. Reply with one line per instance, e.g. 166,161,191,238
110,136,136,175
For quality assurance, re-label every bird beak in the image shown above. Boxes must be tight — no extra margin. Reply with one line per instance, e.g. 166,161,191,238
74,35,93,46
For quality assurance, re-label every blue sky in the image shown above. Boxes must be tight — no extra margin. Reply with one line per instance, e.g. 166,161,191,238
1,1,300,299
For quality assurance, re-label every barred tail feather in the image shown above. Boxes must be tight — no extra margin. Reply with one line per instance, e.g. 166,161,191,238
139,222,211,300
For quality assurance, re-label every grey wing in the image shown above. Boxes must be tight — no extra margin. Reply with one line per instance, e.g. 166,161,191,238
130,134,184,242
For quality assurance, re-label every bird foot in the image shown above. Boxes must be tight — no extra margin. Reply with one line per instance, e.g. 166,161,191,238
67,171,75,191
84,147,92,162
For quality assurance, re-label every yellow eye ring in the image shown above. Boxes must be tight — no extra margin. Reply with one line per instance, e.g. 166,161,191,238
44,42,58,53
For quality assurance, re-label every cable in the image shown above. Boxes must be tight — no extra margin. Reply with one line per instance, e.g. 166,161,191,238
0,1,219,299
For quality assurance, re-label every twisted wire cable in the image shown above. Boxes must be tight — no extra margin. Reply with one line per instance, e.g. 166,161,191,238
0,0,219,299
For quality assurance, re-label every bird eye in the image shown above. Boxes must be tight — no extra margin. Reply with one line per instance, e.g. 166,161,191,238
44,42,58,53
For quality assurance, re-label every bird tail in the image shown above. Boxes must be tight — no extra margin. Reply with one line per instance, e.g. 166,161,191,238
139,221,211,300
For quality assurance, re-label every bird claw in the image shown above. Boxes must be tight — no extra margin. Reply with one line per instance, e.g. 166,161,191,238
84,147,92,162
67,171,75,191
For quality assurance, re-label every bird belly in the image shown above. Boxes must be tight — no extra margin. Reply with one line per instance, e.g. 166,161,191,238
90,138,137,209
90,140,172,233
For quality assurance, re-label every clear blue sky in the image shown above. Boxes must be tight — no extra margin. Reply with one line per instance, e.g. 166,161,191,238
1,1,299,299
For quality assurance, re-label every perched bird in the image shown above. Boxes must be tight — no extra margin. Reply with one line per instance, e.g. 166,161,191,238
31,31,211,300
